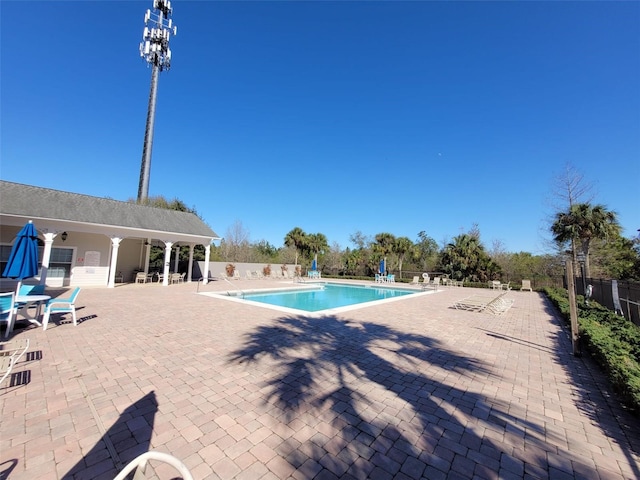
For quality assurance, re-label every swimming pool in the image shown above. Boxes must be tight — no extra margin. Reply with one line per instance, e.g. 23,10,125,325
201,282,431,315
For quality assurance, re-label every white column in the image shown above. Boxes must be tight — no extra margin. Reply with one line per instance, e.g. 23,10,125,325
144,238,151,273
108,237,123,288
39,232,57,285
162,241,173,286
173,245,180,273
203,244,211,285
187,244,195,282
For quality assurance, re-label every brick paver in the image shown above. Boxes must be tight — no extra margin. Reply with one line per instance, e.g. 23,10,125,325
1,280,638,479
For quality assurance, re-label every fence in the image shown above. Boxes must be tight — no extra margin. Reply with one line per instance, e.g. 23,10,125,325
574,277,640,327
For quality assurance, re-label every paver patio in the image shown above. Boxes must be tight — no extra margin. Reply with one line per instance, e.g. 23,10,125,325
1,280,639,479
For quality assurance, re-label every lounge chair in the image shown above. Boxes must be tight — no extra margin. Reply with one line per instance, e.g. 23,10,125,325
453,292,514,315
410,276,420,285
42,287,81,331
520,279,533,292
113,451,194,480
0,292,16,339
0,338,30,386
421,275,439,290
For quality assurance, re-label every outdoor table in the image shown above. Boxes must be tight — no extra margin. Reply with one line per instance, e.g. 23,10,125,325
14,294,51,331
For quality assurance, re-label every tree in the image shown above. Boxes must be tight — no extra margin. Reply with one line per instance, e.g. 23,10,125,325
222,220,252,262
284,227,307,266
439,231,496,282
393,236,413,279
306,233,329,267
130,195,201,218
551,203,621,278
546,163,595,271
588,234,639,280
373,233,396,272
413,231,439,272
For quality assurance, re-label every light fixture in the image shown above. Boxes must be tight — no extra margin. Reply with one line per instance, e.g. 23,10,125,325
61,232,68,242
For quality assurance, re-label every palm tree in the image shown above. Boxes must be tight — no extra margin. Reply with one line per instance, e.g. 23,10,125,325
284,227,307,266
440,233,494,282
374,233,396,273
393,236,413,279
306,233,329,269
551,203,620,277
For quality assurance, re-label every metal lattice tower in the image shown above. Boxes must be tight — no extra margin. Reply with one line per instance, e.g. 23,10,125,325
137,0,177,202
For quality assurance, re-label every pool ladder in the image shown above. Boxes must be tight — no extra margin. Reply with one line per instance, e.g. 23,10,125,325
196,275,245,297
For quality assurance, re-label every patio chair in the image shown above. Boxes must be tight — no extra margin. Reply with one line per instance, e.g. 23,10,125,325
520,279,533,292
42,287,81,331
113,451,194,480
410,276,420,285
135,272,147,284
0,292,16,339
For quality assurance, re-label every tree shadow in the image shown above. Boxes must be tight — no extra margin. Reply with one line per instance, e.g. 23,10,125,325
228,314,581,478
63,391,157,480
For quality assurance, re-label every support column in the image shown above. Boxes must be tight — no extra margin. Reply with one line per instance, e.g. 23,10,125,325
203,244,211,285
187,244,194,282
39,232,57,285
173,245,180,274
144,238,151,274
108,237,123,288
162,241,173,286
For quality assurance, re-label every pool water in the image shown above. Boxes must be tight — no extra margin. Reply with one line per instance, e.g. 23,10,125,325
226,283,417,313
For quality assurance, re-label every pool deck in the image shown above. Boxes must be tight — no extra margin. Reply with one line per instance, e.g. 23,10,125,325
1,279,639,479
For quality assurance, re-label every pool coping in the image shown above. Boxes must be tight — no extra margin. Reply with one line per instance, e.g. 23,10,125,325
198,280,438,316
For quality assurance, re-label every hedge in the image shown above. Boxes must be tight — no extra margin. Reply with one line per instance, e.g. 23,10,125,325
544,287,640,415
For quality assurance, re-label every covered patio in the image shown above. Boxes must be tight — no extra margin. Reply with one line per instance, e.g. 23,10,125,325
0,181,220,288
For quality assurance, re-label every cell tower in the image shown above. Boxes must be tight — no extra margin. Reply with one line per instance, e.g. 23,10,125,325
137,0,177,202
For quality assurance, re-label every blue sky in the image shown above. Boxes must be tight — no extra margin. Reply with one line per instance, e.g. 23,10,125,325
2,1,639,253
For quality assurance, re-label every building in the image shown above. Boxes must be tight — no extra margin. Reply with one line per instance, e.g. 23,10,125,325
0,181,220,288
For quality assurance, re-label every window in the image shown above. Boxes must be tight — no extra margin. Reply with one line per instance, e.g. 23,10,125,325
48,247,74,278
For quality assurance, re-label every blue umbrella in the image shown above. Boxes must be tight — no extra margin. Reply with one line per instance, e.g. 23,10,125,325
311,256,317,271
2,221,39,292
379,258,386,275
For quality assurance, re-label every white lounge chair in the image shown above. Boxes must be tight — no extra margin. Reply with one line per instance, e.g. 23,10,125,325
520,279,533,292
410,276,420,285
453,292,514,315
0,338,30,387
113,451,194,480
